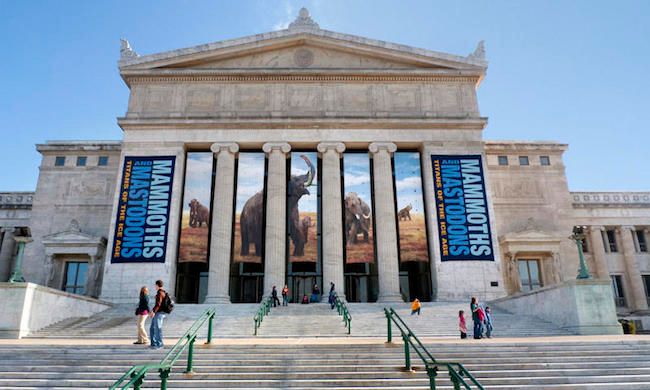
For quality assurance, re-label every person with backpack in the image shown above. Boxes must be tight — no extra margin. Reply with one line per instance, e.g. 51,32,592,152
149,280,173,349
281,285,289,306
470,297,482,339
134,286,150,345
411,298,421,316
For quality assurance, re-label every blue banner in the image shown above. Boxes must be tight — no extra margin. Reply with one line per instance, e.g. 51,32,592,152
111,156,176,263
431,155,494,261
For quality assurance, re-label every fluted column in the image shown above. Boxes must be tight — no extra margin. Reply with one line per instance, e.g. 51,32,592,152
0,228,16,282
588,226,609,279
317,142,346,301
204,143,239,304
619,226,648,311
262,142,291,297
369,142,402,302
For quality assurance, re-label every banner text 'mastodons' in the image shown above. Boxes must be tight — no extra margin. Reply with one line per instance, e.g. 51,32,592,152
111,156,175,263
431,155,494,261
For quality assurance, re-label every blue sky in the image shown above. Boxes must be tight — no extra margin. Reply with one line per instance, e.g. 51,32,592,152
1,1,649,191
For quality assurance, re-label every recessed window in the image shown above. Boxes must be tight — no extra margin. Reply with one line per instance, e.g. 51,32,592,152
76,156,87,167
54,156,66,166
643,275,650,306
63,261,88,295
98,156,109,166
636,230,647,252
611,275,626,307
606,229,618,252
518,156,529,166
540,156,550,166
497,156,508,166
518,259,542,291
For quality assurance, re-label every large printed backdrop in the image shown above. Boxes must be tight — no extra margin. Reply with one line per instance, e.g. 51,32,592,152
178,153,213,263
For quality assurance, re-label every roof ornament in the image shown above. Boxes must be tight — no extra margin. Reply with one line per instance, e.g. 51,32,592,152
288,7,320,31
120,38,138,59
468,40,485,61
68,219,81,233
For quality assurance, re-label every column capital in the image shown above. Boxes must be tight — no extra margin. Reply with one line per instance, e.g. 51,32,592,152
369,142,397,154
617,225,635,233
317,142,346,155
262,142,291,155
210,142,239,155
588,225,605,233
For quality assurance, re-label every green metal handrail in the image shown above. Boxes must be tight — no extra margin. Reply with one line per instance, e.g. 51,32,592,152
253,296,273,336
109,307,216,390
384,307,483,390
331,292,352,334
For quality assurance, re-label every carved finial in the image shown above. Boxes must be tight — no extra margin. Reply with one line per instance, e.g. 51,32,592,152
468,40,485,61
288,7,320,30
120,38,138,59
68,219,81,232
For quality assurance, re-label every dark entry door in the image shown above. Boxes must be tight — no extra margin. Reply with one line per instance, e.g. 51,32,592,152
242,276,263,303
292,276,317,304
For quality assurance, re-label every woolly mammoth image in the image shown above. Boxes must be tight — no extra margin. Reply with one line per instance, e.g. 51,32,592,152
179,153,213,263
342,153,375,263
394,152,429,262
233,153,266,263
288,152,317,262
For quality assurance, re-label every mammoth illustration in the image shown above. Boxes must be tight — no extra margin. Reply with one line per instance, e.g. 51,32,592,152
398,204,412,221
344,192,371,244
239,154,315,257
189,199,210,228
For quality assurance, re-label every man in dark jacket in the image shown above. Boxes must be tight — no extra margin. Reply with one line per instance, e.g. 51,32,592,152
149,280,168,349
271,286,280,307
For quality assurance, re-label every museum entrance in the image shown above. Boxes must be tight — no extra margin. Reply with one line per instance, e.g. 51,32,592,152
287,261,321,303
175,262,208,303
399,261,432,302
344,263,378,302
230,263,264,303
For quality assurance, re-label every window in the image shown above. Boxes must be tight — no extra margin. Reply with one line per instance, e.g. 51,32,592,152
611,275,626,307
540,156,550,166
98,156,109,166
518,259,542,291
76,156,87,167
497,156,508,166
63,261,88,295
636,230,647,252
643,275,650,306
518,156,529,166
54,156,66,166
606,229,618,252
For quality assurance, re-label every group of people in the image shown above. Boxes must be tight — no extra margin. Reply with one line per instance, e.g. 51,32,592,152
270,282,337,307
459,297,493,339
134,280,174,349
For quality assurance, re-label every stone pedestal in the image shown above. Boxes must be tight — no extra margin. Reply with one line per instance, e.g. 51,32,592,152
317,142,346,300
205,143,239,304
262,143,291,297
619,226,649,312
588,226,609,279
369,142,402,302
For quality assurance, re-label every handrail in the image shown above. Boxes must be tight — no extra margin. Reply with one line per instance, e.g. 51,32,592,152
253,296,273,336
331,292,352,334
384,307,484,390
110,307,216,390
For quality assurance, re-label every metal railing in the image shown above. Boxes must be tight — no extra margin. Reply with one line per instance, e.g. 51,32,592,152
109,307,216,390
384,307,483,390
331,292,352,334
253,296,273,336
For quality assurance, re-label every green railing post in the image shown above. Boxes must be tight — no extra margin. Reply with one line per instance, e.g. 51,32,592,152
205,313,214,344
131,371,143,390
159,368,170,390
450,369,461,390
426,365,437,390
402,333,411,370
386,311,392,343
185,335,196,374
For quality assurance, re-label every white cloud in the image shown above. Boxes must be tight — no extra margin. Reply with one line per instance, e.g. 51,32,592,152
344,171,370,186
396,176,421,191
272,1,294,30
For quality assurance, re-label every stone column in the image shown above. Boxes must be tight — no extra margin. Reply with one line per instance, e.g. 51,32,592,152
0,228,16,282
369,142,402,302
205,143,239,304
262,142,291,297
588,226,609,279
618,226,648,311
9,236,32,283
317,142,346,301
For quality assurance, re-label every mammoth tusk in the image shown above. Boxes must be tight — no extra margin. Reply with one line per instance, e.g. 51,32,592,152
362,213,371,219
300,154,315,187
354,214,360,220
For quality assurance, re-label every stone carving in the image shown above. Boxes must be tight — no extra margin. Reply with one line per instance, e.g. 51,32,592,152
120,38,138,59
68,219,81,232
294,48,314,68
468,40,485,61
552,252,563,283
288,8,320,30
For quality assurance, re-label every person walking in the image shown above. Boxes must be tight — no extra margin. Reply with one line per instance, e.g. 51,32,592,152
328,282,336,309
134,286,150,345
311,284,320,303
149,280,171,349
470,297,482,339
271,286,280,307
281,284,289,306
411,298,421,316
459,310,467,339
484,306,494,338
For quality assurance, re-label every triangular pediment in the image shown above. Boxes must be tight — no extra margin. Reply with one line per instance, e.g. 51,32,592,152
500,229,563,244
42,229,105,246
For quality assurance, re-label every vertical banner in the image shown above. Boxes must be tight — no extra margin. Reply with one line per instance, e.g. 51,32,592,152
233,153,266,263
394,152,429,262
288,152,318,262
431,155,494,261
178,152,213,263
343,153,375,263
111,156,176,263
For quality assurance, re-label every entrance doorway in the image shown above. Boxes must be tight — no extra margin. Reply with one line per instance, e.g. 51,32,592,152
344,263,378,302
399,262,432,302
175,262,208,303
230,262,264,303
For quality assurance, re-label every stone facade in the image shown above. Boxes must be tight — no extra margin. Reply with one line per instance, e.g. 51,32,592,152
5,9,650,315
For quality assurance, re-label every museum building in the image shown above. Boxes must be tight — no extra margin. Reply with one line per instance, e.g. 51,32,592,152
1,9,649,315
